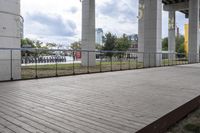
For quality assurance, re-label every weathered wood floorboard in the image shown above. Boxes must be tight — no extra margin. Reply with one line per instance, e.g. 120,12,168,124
1,64,200,132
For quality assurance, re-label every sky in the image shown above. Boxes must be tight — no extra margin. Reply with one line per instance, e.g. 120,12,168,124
21,0,188,46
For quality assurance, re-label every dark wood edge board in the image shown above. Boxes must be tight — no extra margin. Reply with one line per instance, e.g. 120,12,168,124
136,95,200,133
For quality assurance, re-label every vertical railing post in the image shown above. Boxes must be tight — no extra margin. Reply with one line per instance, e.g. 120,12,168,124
10,49,13,81
185,53,186,64
120,53,122,70
35,49,38,79
149,53,151,68
164,53,166,67
154,53,156,67
136,54,138,69
55,55,58,77
111,54,113,71
188,53,190,64
87,51,89,74
168,53,170,66
73,50,75,75
100,51,102,72
129,52,131,70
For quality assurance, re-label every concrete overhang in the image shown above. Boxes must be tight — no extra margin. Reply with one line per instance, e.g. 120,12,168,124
162,0,189,17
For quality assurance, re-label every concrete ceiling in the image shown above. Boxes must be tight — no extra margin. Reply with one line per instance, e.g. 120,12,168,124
162,0,188,4
162,0,189,16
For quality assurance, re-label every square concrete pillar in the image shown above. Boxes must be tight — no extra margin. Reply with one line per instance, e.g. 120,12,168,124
189,0,199,63
168,11,176,61
138,0,162,67
81,0,96,66
0,0,21,81
138,0,145,63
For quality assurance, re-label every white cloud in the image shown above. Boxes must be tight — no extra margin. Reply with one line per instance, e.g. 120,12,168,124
21,0,188,45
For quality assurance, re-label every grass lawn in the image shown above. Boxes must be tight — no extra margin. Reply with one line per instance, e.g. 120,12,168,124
167,108,200,133
21,59,188,79
21,61,143,79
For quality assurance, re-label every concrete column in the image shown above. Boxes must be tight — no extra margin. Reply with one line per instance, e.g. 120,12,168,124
168,11,176,61
141,0,162,67
189,0,199,63
81,0,96,66
0,0,21,81
138,0,145,62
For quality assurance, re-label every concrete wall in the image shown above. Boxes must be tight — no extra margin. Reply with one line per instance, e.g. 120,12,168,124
0,0,21,81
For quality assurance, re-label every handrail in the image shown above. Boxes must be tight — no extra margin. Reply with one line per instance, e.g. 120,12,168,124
0,11,24,22
0,47,185,54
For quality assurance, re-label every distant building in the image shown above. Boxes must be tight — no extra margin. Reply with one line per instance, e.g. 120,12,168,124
128,34,138,52
128,34,138,42
96,28,103,46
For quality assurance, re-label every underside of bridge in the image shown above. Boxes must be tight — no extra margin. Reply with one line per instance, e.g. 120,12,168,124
0,0,199,81
137,0,199,67
81,0,199,67
163,0,189,19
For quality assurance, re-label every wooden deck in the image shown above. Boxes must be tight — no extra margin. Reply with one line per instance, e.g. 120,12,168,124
0,64,200,133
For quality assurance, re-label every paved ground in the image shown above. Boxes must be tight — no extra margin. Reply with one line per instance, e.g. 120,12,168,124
0,64,200,133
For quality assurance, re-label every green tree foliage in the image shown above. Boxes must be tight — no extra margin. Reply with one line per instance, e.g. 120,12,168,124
162,35,185,53
115,34,131,51
46,43,57,49
96,43,103,51
103,32,116,51
21,38,35,48
35,40,43,48
21,38,60,56
176,35,185,53
102,32,117,57
70,41,81,50
162,37,168,51
102,32,133,58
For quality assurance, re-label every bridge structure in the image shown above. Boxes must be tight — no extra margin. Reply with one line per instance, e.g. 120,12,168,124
82,0,199,67
0,0,199,80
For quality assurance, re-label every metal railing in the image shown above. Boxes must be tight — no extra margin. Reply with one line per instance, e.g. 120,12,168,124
0,48,199,81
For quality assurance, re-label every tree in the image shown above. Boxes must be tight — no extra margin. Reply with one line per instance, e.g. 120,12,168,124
162,35,185,53
21,38,36,56
115,34,131,51
176,35,185,53
21,38,35,48
103,32,116,51
70,41,81,50
46,43,57,49
102,32,117,57
35,40,43,48
96,43,103,51
21,38,54,56
162,37,168,51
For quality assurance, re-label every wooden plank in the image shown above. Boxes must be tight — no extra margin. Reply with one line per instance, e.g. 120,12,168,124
0,101,79,133
0,106,60,133
0,90,142,132
0,64,200,132
0,117,29,133
0,124,15,133
0,97,129,133
136,95,200,133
